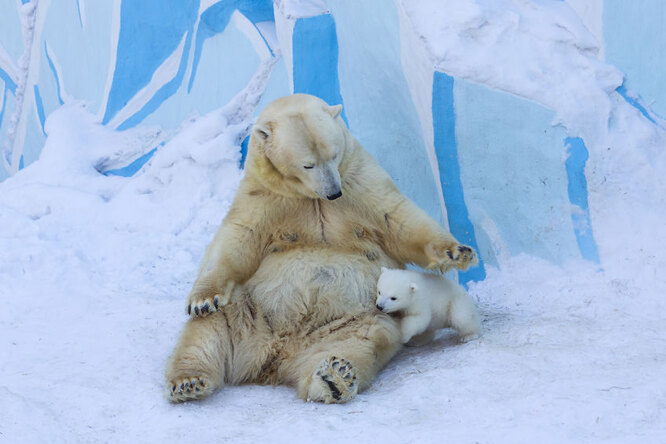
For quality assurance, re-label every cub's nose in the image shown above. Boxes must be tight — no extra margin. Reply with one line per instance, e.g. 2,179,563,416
376,303,384,312
327,190,342,200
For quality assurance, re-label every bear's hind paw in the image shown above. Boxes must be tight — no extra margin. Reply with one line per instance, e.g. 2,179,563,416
167,376,214,402
307,356,358,404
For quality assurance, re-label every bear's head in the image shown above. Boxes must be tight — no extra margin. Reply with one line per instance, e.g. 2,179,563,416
375,267,417,314
247,94,347,200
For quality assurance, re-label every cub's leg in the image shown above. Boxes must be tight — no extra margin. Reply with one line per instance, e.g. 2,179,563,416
279,313,401,404
448,285,482,343
405,329,436,347
165,296,272,402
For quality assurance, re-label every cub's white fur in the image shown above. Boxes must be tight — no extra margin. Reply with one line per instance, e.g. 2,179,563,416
376,267,481,346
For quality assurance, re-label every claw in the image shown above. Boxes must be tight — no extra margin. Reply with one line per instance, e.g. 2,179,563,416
214,296,219,309
194,306,200,316
187,305,191,315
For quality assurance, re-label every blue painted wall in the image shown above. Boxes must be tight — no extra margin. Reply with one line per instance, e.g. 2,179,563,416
2,0,665,279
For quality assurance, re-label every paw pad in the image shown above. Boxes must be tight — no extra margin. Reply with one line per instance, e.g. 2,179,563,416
308,356,358,403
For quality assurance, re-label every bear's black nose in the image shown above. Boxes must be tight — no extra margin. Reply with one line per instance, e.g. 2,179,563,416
327,191,342,200
376,303,383,311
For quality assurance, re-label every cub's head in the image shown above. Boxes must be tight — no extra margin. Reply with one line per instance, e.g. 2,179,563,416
375,267,418,314
248,94,347,200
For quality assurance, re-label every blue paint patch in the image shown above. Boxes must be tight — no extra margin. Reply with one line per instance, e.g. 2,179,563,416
103,146,159,177
117,30,194,130
44,42,64,105
616,83,658,125
33,85,47,135
432,71,485,285
564,137,600,263
188,0,274,92
292,14,347,124
19,154,24,170
103,0,198,125
21,0,30,4
0,68,17,94
240,134,249,168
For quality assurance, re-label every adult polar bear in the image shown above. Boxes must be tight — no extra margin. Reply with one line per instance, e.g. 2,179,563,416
166,94,477,403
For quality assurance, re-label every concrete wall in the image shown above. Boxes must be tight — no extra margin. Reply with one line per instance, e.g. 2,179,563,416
1,0,663,284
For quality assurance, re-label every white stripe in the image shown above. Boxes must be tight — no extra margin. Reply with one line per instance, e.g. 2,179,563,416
97,0,121,120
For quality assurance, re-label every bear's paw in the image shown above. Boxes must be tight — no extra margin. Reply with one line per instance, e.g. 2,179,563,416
307,356,358,404
186,281,234,318
425,241,478,273
167,376,215,402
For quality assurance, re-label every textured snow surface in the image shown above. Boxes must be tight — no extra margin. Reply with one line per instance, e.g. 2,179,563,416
2,1,666,443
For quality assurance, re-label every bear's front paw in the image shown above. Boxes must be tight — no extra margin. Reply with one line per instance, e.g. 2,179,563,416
186,281,235,318
425,241,478,273
307,356,358,404
167,376,215,402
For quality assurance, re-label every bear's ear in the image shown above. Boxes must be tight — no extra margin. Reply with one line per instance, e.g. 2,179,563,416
326,104,343,119
409,283,418,293
254,122,272,141
381,266,388,273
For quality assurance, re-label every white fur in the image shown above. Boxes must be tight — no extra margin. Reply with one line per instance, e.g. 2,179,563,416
376,267,481,345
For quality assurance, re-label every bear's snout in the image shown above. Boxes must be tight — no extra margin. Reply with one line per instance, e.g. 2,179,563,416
327,190,342,201
376,303,384,312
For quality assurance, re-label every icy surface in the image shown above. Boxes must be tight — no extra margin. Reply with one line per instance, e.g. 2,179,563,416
1,1,666,443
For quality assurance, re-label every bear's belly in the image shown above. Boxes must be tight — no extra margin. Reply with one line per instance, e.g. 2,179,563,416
246,247,399,333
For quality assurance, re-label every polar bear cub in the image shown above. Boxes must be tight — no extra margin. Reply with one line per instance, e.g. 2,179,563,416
375,267,481,346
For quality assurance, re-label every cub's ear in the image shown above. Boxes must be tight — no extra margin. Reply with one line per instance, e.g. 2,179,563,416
326,104,343,119
254,122,272,141
409,283,418,293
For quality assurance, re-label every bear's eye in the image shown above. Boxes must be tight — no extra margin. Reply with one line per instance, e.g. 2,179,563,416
390,297,397,301
378,291,381,295
303,164,315,169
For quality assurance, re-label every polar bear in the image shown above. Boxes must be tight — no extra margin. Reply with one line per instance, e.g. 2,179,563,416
376,267,481,346
165,94,478,404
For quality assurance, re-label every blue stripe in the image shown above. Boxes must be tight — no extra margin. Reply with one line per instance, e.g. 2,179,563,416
0,85,7,124
33,85,47,135
103,146,159,177
616,83,658,125
76,0,83,28
240,134,249,168
44,42,64,105
0,68,17,95
292,14,347,124
117,30,194,130
432,71,485,285
188,0,274,93
564,137,600,263
103,0,198,125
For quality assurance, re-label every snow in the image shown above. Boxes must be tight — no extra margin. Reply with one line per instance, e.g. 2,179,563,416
1,1,666,443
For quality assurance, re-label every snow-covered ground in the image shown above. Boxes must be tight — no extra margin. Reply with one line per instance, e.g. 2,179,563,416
2,1,666,443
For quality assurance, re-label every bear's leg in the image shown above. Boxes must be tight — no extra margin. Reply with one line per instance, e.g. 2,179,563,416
165,298,273,402
280,313,401,404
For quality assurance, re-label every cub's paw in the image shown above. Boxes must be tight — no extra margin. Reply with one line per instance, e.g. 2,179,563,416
307,356,358,404
425,241,478,273
459,332,481,343
186,281,234,318
167,376,214,402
